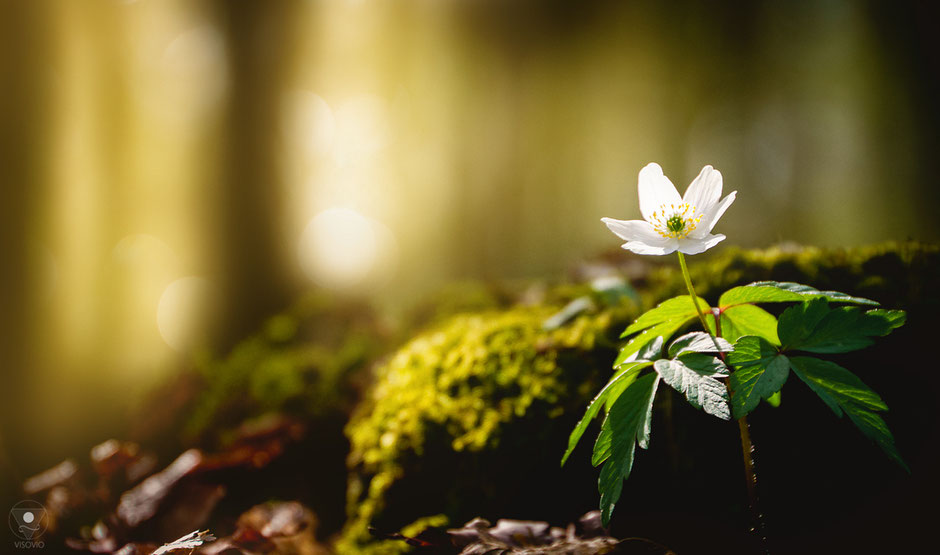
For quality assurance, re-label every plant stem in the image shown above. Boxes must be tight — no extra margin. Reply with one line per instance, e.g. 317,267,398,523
737,412,766,548
677,252,711,334
713,299,768,552
678,251,767,551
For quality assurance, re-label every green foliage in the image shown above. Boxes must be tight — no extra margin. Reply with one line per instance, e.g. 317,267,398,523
596,373,660,526
561,361,652,466
779,299,906,353
726,295,909,467
341,242,933,548
719,281,878,307
727,336,790,419
789,357,907,471
574,262,917,523
565,331,732,468
655,355,730,421
712,303,779,344
612,318,692,367
613,296,709,366
621,296,710,337
667,332,732,357
765,390,782,407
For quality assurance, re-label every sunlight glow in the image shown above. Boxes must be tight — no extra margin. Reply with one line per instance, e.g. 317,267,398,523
298,207,382,289
157,276,214,352
330,96,389,166
282,91,336,158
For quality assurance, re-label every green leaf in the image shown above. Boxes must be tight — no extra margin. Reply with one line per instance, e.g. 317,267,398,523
654,357,730,420
613,318,692,368
605,338,662,411
798,308,905,353
667,332,733,358
718,304,780,345
561,361,652,466
765,390,782,407
719,281,878,308
624,336,665,364
779,299,906,353
678,352,730,377
865,309,907,331
727,336,790,419
777,297,831,348
621,295,710,338
592,427,613,467
596,372,660,526
789,356,907,471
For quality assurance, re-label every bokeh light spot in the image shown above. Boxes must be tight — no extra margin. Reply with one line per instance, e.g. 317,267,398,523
298,207,380,289
157,277,215,352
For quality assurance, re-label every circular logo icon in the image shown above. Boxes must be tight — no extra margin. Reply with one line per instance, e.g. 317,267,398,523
9,500,48,541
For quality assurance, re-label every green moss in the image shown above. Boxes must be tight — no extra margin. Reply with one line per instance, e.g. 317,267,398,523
183,293,389,446
339,297,635,554
638,241,939,308
338,242,938,553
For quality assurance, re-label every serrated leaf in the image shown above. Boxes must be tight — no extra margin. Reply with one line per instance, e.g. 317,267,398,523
613,318,692,368
718,304,780,345
777,297,831,348
678,352,730,376
866,309,907,330
667,331,733,358
789,356,907,471
654,357,730,420
719,281,878,308
605,340,661,412
593,361,657,465
779,299,906,353
797,308,905,353
727,336,790,419
592,426,613,467
621,296,710,338
561,361,652,466
596,373,660,526
624,336,665,364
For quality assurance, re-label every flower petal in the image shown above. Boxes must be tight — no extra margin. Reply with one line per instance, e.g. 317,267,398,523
601,217,677,255
690,191,737,238
623,239,679,256
678,233,726,255
637,163,681,221
683,165,722,216
601,217,660,242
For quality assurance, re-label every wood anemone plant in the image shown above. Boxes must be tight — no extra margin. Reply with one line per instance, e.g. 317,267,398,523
565,163,908,545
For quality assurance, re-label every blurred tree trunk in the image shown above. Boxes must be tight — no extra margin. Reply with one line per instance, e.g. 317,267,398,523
210,0,304,347
0,0,54,497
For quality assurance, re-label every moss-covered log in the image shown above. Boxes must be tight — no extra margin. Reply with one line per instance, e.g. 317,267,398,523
339,242,939,554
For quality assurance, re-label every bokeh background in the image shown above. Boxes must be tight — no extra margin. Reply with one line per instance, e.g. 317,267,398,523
1,0,938,508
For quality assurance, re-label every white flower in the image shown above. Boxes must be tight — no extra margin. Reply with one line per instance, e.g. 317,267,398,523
602,162,736,256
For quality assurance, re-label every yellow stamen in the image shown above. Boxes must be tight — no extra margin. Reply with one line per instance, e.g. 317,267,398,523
649,202,701,239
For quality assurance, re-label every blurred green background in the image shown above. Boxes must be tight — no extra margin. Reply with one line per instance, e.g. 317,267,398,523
0,0,937,488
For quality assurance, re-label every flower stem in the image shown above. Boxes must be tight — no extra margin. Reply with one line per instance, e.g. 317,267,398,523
737,410,767,550
677,251,768,551
714,308,768,550
676,252,718,347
